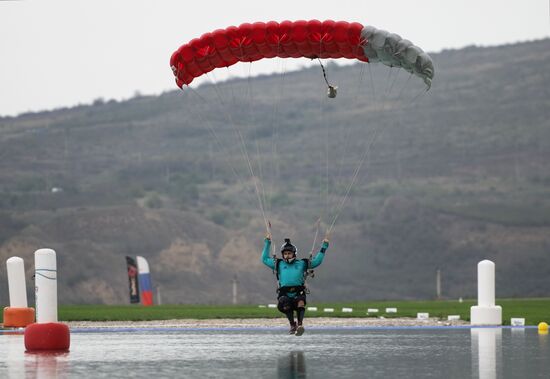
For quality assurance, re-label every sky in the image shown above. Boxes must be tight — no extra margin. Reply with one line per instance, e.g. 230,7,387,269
0,0,548,117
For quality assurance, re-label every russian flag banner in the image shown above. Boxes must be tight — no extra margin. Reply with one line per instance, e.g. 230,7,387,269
136,256,153,306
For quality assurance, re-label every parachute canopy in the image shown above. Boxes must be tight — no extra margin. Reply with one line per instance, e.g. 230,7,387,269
170,20,434,88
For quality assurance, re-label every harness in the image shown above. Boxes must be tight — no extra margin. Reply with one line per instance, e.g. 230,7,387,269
277,285,306,297
273,258,312,294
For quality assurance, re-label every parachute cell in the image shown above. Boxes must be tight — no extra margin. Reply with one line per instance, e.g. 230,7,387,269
170,20,434,88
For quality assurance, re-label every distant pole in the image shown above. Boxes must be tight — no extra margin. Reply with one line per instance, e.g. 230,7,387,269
156,286,162,306
232,275,238,305
436,269,441,300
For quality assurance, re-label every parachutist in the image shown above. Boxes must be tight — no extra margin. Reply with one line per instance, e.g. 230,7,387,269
327,85,338,98
262,236,329,336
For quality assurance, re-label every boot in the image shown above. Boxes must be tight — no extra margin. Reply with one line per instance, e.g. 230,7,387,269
289,322,297,334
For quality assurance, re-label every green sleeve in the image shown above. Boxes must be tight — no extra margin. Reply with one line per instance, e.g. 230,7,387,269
261,239,275,269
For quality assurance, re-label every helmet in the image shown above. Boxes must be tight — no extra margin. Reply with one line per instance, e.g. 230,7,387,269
280,238,297,263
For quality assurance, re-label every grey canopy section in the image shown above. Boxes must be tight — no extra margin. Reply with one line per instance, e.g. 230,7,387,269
361,26,434,89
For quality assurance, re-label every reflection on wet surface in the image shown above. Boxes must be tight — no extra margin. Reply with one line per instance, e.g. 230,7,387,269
472,328,501,378
0,328,548,378
278,351,306,379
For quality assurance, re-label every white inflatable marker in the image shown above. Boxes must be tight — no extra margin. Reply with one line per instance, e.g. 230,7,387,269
25,248,70,352
4,257,35,328
342,308,353,313
448,315,461,321
267,304,277,309
510,318,525,327
35,249,58,323
479,261,495,306
307,307,318,311
385,308,397,313
367,308,379,313
7,257,28,308
258,305,266,308
470,260,502,325
417,312,429,320
323,308,334,313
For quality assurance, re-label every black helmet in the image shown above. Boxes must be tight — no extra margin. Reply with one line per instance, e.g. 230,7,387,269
280,238,297,263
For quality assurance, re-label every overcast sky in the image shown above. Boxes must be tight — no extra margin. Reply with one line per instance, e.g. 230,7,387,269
1,0,548,117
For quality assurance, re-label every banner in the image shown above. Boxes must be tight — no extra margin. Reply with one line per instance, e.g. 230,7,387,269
125,256,140,304
136,256,153,306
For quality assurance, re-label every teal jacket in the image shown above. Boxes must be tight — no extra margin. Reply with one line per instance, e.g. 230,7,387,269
261,238,328,290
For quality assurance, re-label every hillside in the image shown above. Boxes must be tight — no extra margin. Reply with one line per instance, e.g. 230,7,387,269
0,39,549,305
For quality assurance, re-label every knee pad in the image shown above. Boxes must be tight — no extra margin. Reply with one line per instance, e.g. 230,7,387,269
295,295,307,308
277,296,292,313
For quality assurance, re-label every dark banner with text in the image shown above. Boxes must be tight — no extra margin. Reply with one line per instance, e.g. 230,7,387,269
126,256,140,304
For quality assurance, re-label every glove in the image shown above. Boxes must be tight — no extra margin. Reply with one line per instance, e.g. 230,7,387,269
320,240,329,253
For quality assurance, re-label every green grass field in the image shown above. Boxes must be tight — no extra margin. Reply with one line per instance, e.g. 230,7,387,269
2,298,546,326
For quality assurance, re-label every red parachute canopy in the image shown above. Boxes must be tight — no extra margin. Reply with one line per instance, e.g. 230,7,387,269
170,20,367,87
